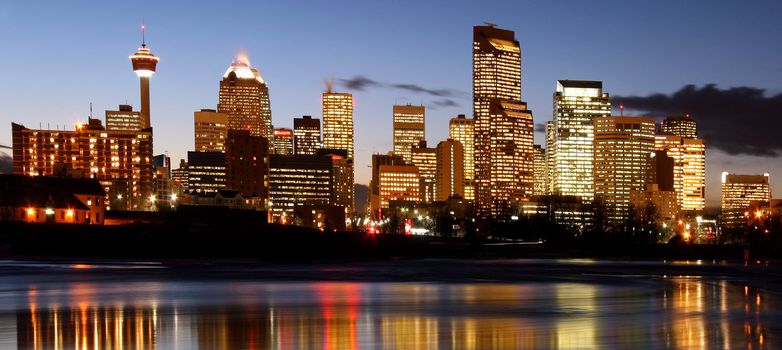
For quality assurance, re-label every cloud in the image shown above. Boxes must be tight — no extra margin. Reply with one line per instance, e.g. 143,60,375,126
338,75,380,91
534,123,546,133
338,75,463,98
431,99,459,108
615,84,782,157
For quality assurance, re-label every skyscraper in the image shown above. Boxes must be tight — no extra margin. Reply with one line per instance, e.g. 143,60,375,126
106,104,142,131
293,115,321,155
593,116,656,220
661,115,697,138
322,90,354,214
369,153,406,217
656,135,706,212
273,128,294,155
448,114,474,200
269,154,333,223
377,164,420,211
392,105,425,163
721,173,771,228
218,53,272,141
225,130,270,206
411,141,436,203
551,80,611,203
128,30,159,129
472,24,533,220
194,109,228,153
186,151,226,194
533,144,547,196
436,139,465,201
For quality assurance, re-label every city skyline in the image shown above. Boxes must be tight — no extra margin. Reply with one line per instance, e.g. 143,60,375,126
1,1,781,207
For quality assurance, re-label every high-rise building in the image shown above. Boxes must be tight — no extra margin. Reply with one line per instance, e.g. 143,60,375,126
721,173,771,228
171,159,188,195
533,144,547,196
630,184,679,221
322,90,354,214
106,104,142,131
152,154,172,208
656,135,706,212
448,114,474,200
436,139,464,201
369,153,407,217
194,109,228,153
218,53,272,141
593,116,656,220
661,115,697,138
317,149,352,216
269,154,333,223
225,130,270,206
129,34,159,129
411,141,436,203
186,151,226,194
377,165,420,211
392,105,425,163
273,128,294,155
293,115,321,155
12,120,153,210
472,25,534,220
551,80,611,203
545,121,556,195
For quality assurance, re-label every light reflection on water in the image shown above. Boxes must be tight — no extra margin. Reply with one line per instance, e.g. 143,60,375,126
3,277,776,349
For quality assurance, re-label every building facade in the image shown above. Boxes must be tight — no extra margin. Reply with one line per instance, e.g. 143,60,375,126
411,141,436,203
186,151,226,194
656,135,706,212
721,172,771,228
392,105,425,163
225,130,269,207
435,139,465,201
269,154,333,223
661,115,697,138
322,90,354,214
105,104,142,131
293,115,321,155
194,109,228,153
593,116,656,220
533,144,547,196
273,128,294,155
550,80,611,203
217,55,273,141
377,165,421,211
448,114,474,200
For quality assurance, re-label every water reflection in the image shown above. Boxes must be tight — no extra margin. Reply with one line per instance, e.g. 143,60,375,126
9,278,778,349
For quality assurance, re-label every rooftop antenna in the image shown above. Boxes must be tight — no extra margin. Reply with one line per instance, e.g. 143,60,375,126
89,102,93,118
141,20,146,48
619,104,624,116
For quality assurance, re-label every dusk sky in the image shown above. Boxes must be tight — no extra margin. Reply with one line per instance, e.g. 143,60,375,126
1,0,780,207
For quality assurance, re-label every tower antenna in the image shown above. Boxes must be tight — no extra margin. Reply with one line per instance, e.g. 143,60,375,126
89,102,93,118
141,20,146,47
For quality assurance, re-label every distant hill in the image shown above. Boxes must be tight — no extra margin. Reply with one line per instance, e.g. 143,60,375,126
354,183,369,215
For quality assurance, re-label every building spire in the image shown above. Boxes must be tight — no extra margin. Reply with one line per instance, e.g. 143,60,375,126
141,21,146,48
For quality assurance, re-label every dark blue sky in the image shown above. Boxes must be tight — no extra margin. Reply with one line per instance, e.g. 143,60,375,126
1,1,780,207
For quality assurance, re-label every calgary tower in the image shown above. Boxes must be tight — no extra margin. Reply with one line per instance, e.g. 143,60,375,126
128,24,159,129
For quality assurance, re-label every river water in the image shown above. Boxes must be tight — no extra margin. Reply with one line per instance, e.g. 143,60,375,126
0,259,777,349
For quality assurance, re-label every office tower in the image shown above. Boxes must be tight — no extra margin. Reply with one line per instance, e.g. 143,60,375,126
533,144,547,196
106,104,142,131
661,115,697,138
129,31,159,129
377,164,420,211
194,109,228,153
551,80,611,203
317,149,351,212
656,135,706,212
369,153,407,217
12,120,153,210
152,154,172,208
473,25,534,220
225,130,270,206
593,116,656,220
268,154,333,223
630,184,679,221
273,128,294,155
293,115,321,155
218,53,273,141
392,105,426,163
721,173,771,228
186,151,226,194
171,159,188,195
322,90,354,214
436,139,464,201
545,121,556,195
448,114,474,200
411,141,436,203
